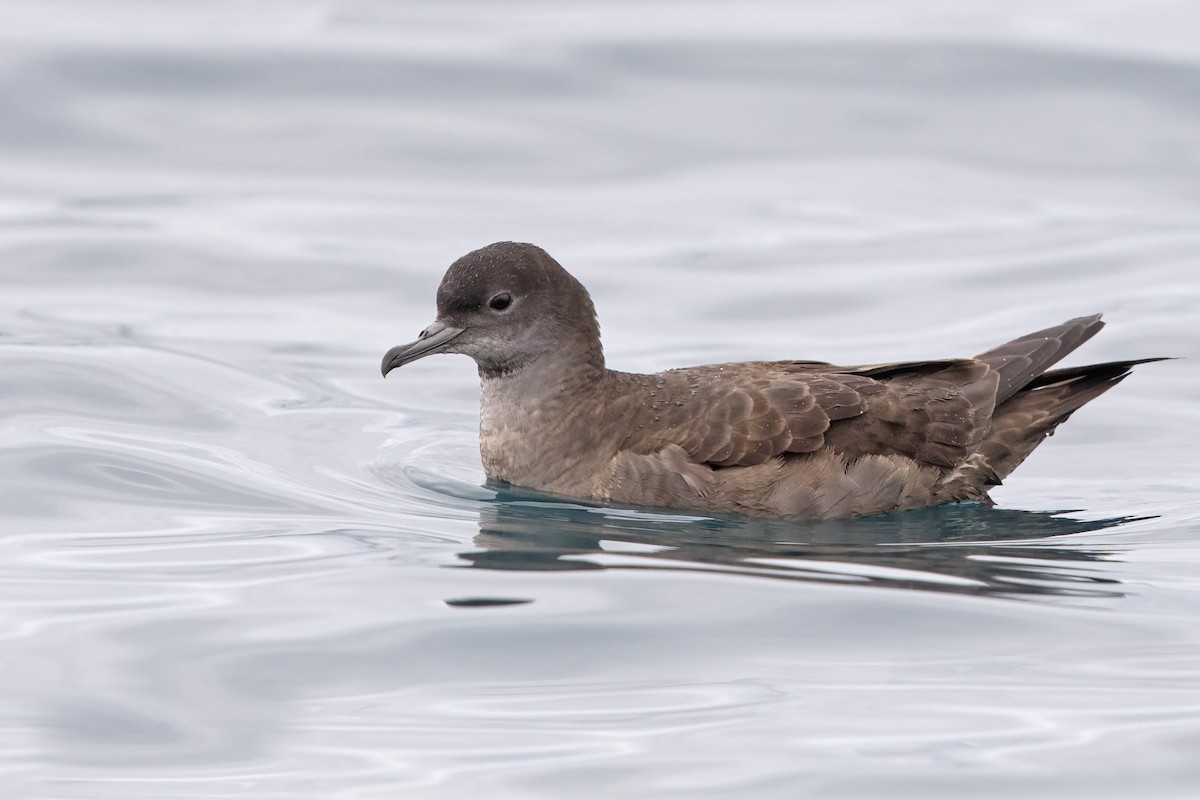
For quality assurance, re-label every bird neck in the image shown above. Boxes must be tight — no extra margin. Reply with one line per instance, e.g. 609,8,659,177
477,336,613,495
479,329,606,394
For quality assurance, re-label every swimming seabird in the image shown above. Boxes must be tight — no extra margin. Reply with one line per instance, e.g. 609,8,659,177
382,242,1159,519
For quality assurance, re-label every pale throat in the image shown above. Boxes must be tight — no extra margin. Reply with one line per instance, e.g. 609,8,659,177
476,345,610,489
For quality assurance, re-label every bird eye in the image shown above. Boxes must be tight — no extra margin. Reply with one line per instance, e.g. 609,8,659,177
488,292,512,311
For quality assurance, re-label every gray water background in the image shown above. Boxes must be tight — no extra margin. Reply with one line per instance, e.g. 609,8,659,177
2,2,1200,798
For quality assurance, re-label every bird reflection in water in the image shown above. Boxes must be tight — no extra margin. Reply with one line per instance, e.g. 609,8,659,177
456,486,1141,602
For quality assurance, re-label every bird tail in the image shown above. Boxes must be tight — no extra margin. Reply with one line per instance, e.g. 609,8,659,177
977,357,1165,480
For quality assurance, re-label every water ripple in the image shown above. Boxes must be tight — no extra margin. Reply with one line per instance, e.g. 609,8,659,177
3,4,1200,797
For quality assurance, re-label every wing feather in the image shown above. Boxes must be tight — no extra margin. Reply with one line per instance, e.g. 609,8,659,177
624,358,1000,471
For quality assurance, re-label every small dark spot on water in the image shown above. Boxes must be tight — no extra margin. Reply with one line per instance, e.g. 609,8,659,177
444,597,535,608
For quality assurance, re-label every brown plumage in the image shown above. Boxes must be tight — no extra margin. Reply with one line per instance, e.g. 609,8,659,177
382,242,1161,519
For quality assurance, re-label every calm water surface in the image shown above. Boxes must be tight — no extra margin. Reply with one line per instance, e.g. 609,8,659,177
3,2,1200,798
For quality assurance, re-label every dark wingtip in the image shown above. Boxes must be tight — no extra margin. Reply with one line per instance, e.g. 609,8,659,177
1025,356,1173,390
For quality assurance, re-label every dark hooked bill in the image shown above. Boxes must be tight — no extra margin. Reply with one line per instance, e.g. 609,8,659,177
381,320,465,376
